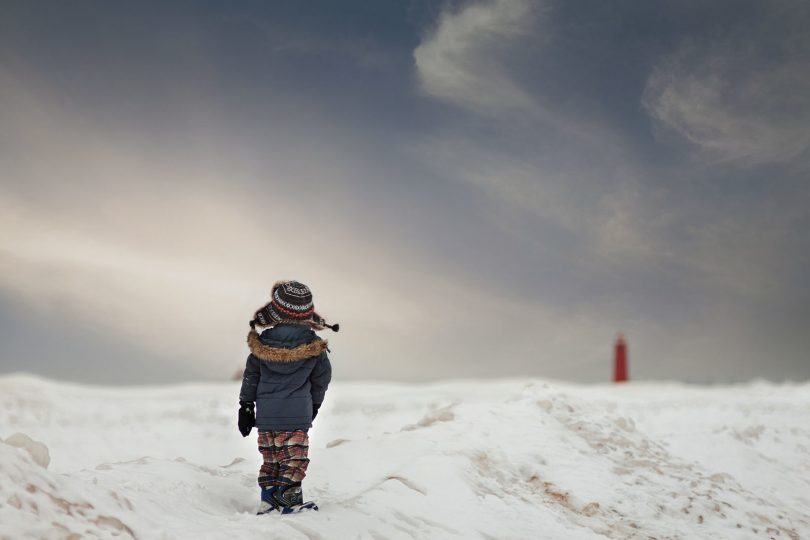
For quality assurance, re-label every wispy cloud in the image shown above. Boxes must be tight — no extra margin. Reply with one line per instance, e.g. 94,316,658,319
411,0,666,269
408,104,668,274
643,16,810,166
413,0,542,117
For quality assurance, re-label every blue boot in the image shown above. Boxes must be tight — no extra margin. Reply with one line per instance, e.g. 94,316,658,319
273,483,319,514
273,483,303,508
256,486,279,515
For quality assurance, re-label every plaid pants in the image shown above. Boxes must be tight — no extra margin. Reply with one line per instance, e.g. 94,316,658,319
257,430,310,488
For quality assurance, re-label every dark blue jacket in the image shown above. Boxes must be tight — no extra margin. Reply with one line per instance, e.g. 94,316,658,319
239,324,332,431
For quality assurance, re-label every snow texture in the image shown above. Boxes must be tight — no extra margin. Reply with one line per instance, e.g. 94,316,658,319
1,375,809,539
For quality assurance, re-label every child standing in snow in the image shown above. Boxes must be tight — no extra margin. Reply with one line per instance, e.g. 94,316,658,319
238,280,336,514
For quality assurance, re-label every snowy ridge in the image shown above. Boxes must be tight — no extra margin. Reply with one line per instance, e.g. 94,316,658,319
1,375,809,539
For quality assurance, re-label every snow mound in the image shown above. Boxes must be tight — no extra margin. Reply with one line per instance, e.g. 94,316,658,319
1,375,809,539
4,432,50,469
0,439,134,539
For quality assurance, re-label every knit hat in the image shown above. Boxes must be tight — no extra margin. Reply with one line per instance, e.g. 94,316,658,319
251,280,339,332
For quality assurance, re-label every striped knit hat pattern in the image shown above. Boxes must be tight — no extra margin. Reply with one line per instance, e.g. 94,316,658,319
251,280,339,332
251,280,316,328
267,280,314,323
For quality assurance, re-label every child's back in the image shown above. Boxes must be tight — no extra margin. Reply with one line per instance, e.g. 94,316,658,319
241,323,331,431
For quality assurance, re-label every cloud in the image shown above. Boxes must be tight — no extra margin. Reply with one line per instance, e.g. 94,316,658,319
411,1,670,269
3,3,809,384
0,65,630,383
412,2,810,302
0,190,631,383
643,17,810,166
413,0,542,116
0,67,424,378
409,128,673,276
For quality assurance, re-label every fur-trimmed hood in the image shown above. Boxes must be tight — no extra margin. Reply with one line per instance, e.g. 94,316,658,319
247,329,328,363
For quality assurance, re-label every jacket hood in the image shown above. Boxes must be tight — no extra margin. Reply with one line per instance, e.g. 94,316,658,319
247,325,328,364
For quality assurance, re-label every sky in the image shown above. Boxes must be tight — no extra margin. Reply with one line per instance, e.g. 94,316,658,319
1,0,808,384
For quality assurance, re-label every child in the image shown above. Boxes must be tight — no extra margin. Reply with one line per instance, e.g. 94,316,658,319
238,280,336,514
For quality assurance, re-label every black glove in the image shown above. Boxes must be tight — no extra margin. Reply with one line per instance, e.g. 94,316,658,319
238,401,255,437
312,403,321,421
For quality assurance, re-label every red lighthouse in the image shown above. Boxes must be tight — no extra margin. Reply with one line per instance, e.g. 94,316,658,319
613,334,628,383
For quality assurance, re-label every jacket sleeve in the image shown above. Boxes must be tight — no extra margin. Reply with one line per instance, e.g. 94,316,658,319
239,355,260,403
309,352,332,407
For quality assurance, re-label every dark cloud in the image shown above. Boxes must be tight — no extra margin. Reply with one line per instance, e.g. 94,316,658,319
1,1,808,384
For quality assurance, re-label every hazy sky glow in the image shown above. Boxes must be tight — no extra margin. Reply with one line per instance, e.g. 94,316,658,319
1,1,808,384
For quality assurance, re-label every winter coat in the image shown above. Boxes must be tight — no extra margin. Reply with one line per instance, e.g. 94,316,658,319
239,323,332,431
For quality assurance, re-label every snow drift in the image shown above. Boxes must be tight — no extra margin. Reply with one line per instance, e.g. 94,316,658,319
1,375,809,539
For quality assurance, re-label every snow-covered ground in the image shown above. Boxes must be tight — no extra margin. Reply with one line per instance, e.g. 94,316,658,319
1,375,809,539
